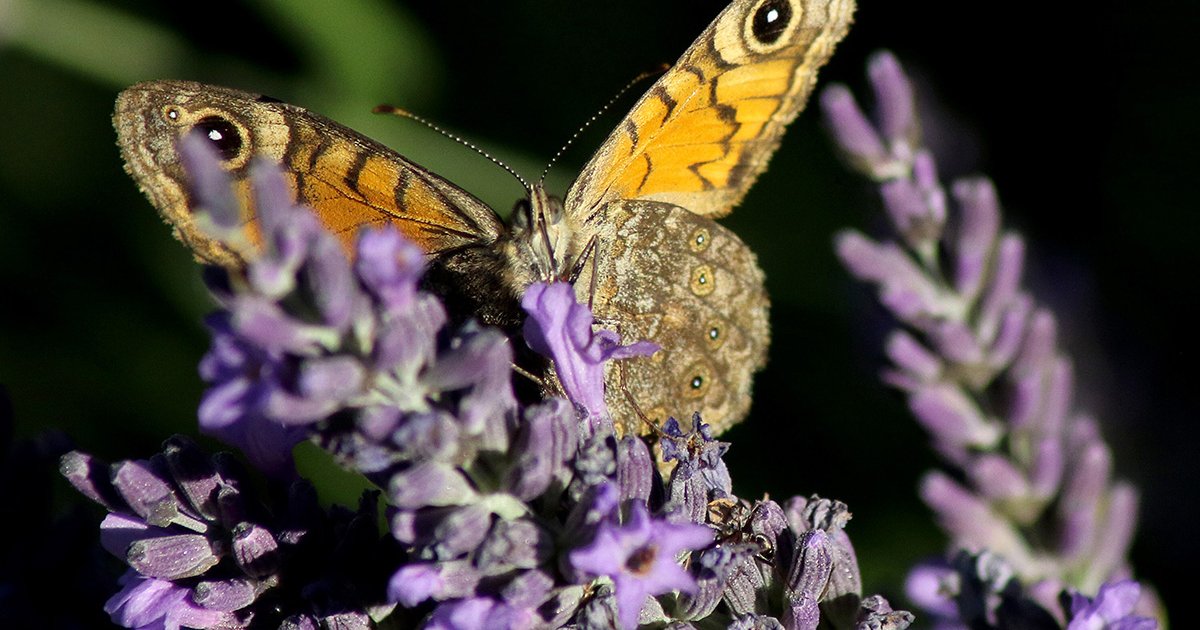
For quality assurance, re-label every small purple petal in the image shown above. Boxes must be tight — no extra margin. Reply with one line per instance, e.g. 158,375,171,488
522,282,657,422
965,454,1029,503
388,560,481,607
105,571,239,629
178,133,240,232
884,331,942,384
950,178,1000,301
1059,442,1112,560
868,51,917,151
820,83,890,173
388,461,478,508
355,227,425,309
908,383,1000,451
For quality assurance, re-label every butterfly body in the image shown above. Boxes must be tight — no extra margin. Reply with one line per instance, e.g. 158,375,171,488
114,0,855,436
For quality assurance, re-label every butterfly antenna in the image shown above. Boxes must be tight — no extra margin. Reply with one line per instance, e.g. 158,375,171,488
538,64,669,185
374,104,531,193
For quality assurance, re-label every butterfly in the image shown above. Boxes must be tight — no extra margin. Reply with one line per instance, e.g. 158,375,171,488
113,0,856,437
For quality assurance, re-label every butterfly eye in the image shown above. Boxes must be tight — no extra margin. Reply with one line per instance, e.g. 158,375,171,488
193,116,243,161
750,0,792,45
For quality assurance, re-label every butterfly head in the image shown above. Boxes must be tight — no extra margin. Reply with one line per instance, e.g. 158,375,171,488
503,185,580,289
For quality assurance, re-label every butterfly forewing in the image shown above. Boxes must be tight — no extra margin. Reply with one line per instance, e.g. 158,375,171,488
114,81,504,268
565,0,855,219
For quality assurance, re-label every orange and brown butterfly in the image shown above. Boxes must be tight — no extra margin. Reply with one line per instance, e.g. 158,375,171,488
113,0,856,438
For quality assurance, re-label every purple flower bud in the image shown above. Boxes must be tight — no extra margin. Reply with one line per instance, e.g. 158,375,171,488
1059,442,1112,561
500,569,555,609
60,450,123,511
950,178,1000,302
835,232,946,321
976,234,1026,345
908,384,1001,452
919,472,1031,570
505,399,579,500
111,456,200,530
388,560,482,607
984,292,1030,370
966,454,1030,504
819,84,891,176
388,462,478,509
127,534,220,580
1029,435,1065,500
884,331,942,385
161,436,223,521
192,577,260,612
928,320,984,366
423,597,538,630
1012,309,1058,378
231,522,279,578
675,544,754,620
867,51,917,153
783,530,833,630
430,504,492,559
179,133,241,234
904,560,958,618
390,410,463,463
730,614,786,629
617,435,654,506
355,227,425,310
880,178,930,242
477,518,553,573
1083,482,1139,591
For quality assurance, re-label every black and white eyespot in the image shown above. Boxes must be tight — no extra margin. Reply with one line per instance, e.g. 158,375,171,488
193,116,244,161
682,361,714,400
743,0,801,53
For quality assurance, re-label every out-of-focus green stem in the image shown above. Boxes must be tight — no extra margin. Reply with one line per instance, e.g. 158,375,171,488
2,0,190,86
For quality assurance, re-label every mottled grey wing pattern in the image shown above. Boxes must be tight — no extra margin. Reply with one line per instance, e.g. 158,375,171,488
578,200,770,435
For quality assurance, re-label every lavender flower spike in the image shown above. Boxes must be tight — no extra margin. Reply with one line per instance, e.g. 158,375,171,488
824,50,1163,625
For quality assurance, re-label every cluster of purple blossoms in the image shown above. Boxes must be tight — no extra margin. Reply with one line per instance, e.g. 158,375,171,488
821,51,1162,628
63,134,911,629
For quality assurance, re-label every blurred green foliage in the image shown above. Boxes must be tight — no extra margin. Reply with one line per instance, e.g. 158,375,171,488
0,0,1193,619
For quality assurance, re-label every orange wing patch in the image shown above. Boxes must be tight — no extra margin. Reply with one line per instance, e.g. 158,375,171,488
565,0,855,219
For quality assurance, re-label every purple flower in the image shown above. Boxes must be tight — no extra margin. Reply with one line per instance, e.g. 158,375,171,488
569,501,712,629
1067,580,1158,630
824,50,1159,626
522,281,658,423
62,436,396,628
104,572,242,630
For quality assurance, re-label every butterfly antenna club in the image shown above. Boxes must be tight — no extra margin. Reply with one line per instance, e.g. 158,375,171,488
374,104,531,194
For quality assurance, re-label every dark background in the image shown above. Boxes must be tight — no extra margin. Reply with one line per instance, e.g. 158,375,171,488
1,0,1193,624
